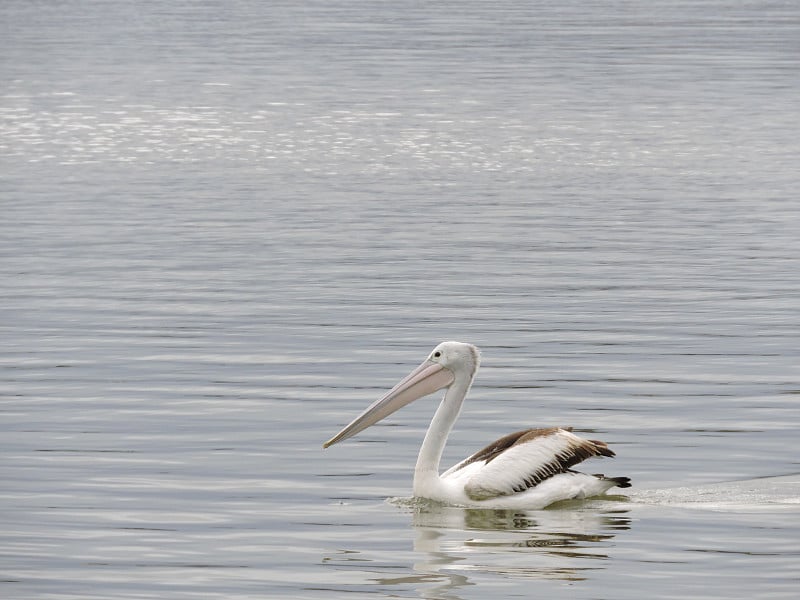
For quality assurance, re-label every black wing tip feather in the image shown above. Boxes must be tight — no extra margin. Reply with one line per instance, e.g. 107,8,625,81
606,477,631,487
595,475,632,488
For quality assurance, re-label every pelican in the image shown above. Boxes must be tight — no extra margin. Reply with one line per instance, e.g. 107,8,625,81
324,341,630,509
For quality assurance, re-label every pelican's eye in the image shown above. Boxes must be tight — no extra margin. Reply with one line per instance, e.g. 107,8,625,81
433,351,441,358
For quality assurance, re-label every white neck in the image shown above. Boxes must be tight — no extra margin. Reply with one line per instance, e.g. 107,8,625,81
413,372,474,496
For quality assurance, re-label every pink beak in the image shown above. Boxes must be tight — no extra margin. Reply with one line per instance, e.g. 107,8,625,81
323,359,455,448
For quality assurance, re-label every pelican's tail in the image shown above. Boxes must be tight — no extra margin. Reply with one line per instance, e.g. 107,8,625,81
595,474,632,489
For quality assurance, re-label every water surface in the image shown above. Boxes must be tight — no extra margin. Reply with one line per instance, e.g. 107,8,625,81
2,1,799,598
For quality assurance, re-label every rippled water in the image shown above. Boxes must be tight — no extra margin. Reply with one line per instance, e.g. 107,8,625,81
2,1,799,598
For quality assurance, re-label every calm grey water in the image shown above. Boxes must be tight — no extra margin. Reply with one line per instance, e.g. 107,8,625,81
2,1,799,598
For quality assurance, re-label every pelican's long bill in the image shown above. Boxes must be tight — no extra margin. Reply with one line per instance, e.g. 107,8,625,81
323,359,455,448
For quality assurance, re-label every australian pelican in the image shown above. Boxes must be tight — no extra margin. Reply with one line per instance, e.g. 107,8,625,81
324,341,630,509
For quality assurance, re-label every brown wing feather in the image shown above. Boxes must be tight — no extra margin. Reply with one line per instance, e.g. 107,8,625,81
454,427,614,469
446,427,618,500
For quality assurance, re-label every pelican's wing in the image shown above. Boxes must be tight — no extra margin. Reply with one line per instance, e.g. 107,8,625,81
443,427,615,501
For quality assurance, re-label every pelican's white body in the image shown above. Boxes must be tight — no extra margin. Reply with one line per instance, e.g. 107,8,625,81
421,469,621,510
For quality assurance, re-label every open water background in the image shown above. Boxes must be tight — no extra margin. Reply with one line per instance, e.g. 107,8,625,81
2,1,799,598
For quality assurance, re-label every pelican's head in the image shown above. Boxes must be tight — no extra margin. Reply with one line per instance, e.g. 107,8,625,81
323,341,480,448
426,341,481,377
